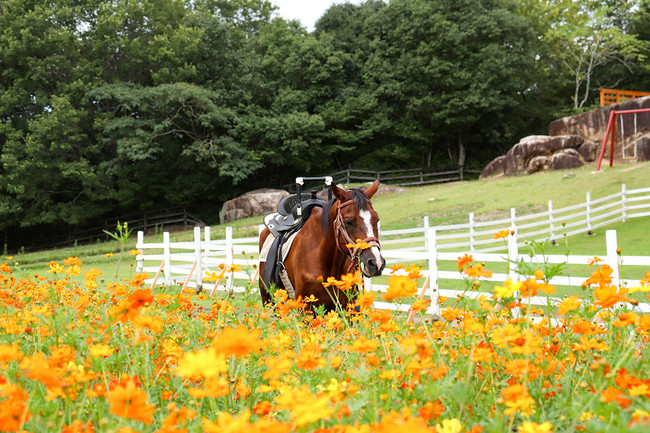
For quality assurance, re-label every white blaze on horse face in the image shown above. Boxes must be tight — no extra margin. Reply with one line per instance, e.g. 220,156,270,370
359,209,382,262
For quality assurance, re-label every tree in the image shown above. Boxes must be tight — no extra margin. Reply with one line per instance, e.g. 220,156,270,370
516,0,644,110
360,0,535,168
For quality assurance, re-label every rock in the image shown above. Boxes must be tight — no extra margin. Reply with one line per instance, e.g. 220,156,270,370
576,140,599,162
527,155,547,173
219,188,289,224
479,155,505,179
503,135,584,175
548,149,584,170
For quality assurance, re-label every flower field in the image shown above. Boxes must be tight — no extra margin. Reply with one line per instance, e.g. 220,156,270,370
1,251,650,433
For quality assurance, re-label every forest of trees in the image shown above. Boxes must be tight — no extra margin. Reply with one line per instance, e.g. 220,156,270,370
1,0,649,248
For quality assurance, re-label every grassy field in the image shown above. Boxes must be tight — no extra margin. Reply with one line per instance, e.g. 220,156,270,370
8,161,650,285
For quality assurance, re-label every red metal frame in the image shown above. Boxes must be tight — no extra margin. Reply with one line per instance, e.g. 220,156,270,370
595,108,650,172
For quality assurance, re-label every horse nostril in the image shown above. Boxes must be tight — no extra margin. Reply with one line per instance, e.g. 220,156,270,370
367,258,377,270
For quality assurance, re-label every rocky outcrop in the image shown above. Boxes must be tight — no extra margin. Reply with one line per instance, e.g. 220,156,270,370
481,95,650,179
481,135,585,179
219,188,289,224
549,96,650,142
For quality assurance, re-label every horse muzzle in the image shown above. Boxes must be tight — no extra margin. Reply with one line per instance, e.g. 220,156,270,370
360,247,386,277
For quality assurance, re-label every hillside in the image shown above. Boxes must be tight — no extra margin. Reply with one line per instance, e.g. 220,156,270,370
9,161,650,279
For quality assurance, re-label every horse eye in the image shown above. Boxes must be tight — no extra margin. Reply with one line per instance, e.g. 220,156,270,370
345,219,355,227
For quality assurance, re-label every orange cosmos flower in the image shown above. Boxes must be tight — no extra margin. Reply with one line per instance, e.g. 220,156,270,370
464,263,493,279
493,229,512,239
418,399,445,421
354,290,376,309
63,256,84,266
338,270,362,291
175,348,227,379
60,420,95,433
0,384,31,431
493,279,523,299
585,265,614,287
382,275,418,301
346,238,372,250
557,295,581,316
594,285,629,309
612,312,638,327
212,326,261,358
0,343,23,362
572,336,610,352
588,256,603,266
295,343,326,370
601,386,632,408
351,335,380,353
108,377,155,424
518,421,553,433
500,383,535,416
274,385,333,427
127,288,154,309
456,254,473,270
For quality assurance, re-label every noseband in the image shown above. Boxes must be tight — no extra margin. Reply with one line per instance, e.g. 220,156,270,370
333,199,381,272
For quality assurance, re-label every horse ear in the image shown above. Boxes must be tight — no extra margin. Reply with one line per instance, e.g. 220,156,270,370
331,183,351,201
364,180,380,199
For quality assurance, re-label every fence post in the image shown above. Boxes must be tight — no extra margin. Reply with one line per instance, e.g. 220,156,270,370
136,231,144,272
469,212,475,251
426,228,441,319
510,208,517,236
548,200,555,240
225,226,234,292
423,216,429,250
194,227,202,290
508,228,519,282
605,230,620,286
163,232,171,286
621,184,627,223
586,192,592,234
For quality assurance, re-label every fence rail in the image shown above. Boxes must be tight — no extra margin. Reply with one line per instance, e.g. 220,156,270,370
285,166,482,191
600,88,650,106
36,208,205,250
136,184,650,317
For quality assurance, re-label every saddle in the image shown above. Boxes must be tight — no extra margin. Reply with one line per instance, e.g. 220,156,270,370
262,189,327,295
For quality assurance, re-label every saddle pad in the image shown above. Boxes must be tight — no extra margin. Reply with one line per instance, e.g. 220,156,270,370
259,231,299,264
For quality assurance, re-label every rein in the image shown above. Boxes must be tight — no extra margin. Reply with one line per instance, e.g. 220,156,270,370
333,199,381,273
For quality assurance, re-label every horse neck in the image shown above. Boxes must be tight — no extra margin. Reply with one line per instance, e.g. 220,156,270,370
324,201,351,278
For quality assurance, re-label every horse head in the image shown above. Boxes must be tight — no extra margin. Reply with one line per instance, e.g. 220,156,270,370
331,180,386,278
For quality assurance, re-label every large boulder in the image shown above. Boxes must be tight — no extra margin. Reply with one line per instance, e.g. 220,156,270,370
219,188,289,224
479,156,506,179
548,149,584,170
503,135,584,175
576,140,599,162
481,135,585,179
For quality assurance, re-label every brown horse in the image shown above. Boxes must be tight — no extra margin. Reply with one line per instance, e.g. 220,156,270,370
259,180,386,311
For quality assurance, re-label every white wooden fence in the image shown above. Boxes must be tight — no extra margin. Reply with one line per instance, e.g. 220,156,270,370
135,184,650,315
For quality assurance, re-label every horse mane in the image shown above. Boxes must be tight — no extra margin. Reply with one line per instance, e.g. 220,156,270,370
320,187,371,235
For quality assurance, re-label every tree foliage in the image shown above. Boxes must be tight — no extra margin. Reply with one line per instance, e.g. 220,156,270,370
0,0,647,248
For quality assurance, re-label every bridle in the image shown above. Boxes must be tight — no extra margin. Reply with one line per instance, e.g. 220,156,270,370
333,199,381,273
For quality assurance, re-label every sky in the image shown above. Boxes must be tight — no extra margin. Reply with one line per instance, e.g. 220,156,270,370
271,0,361,31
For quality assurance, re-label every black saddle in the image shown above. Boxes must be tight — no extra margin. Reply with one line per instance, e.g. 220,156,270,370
262,188,328,294
264,191,327,237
